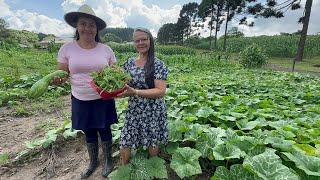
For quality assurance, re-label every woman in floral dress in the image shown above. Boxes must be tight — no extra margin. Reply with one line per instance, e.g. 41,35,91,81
118,27,169,164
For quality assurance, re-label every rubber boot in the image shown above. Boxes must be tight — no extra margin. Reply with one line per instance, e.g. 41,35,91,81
102,140,113,177
81,142,99,179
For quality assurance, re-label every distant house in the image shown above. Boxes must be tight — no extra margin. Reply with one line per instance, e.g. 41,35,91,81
39,37,73,49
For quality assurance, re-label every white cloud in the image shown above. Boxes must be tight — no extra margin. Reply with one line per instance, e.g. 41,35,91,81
6,9,73,37
1,0,183,37
61,0,182,36
2,0,319,38
0,0,11,17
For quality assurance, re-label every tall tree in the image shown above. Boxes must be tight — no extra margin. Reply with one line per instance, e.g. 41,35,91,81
294,0,313,63
199,0,215,50
178,2,200,42
0,18,9,39
199,0,225,50
176,16,189,45
157,23,179,44
247,0,312,63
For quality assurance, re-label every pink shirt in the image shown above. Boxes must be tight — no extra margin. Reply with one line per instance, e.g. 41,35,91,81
58,41,116,100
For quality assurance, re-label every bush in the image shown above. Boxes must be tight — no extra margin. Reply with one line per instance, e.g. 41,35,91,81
239,44,268,68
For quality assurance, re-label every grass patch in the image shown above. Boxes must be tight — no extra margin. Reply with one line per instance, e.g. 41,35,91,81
0,152,10,165
268,56,320,73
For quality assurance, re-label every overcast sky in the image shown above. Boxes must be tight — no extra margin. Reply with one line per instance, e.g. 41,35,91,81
0,0,319,38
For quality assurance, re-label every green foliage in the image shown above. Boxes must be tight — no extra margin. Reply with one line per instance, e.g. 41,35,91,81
22,119,79,151
221,35,320,58
212,164,261,180
239,44,268,68
0,152,10,165
282,152,320,177
101,27,134,42
157,23,180,44
157,45,196,55
0,18,9,30
109,156,167,180
243,149,300,180
103,33,122,43
91,65,131,92
1,44,320,179
108,43,197,55
170,147,202,179
227,27,244,38
7,29,39,47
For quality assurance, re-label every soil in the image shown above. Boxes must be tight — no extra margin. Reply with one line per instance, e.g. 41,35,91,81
0,96,115,180
0,96,194,180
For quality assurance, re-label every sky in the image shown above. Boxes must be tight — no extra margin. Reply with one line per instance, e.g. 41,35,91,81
0,0,319,38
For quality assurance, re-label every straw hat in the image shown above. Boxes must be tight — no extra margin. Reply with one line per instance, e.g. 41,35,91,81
64,4,106,31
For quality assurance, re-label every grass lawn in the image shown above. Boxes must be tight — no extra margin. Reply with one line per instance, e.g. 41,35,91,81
268,56,320,73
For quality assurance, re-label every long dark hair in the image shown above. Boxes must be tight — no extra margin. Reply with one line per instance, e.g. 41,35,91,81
73,16,101,42
134,27,155,88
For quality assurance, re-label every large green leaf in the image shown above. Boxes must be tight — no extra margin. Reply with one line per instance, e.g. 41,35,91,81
243,149,299,180
108,164,132,180
264,137,295,152
212,144,243,160
63,128,79,139
294,144,320,157
146,157,167,179
130,155,152,180
226,135,257,154
212,164,261,180
195,127,225,159
196,106,215,118
183,123,209,142
236,119,261,130
170,147,202,179
282,152,320,177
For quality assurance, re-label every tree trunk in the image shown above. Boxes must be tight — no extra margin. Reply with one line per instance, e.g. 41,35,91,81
214,5,221,49
295,0,313,62
209,6,214,50
223,6,230,51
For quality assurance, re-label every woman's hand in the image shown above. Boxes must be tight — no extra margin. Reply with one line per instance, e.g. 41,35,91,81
117,84,137,98
51,76,68,86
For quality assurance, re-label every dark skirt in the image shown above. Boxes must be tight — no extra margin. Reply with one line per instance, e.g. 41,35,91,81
71,95,118,130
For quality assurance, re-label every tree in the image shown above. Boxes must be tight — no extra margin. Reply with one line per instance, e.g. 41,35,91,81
247,0,312,63
157,23,179,44
100,28,134,42
178,2,200,41
222,0,249,51
294,0,313,63
102,33,122,43
199,0,225,50
227,27,244,38
0,18,9,39
176,16,189,44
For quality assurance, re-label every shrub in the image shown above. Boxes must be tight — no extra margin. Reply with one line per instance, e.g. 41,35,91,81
239,44,268,68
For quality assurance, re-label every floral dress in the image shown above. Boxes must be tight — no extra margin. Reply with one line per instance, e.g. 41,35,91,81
120,58,169,149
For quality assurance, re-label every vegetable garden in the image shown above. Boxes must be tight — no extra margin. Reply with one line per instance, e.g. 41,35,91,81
0,45,320,179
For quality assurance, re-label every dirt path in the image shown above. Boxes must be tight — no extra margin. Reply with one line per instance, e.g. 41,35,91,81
0,96,116,180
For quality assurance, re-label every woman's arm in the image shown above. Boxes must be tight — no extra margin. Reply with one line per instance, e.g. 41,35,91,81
119,79,167,99
58,63,69,73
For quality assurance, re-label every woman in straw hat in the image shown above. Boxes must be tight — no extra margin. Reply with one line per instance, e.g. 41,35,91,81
53,4,116,178
117,27,169,164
